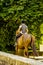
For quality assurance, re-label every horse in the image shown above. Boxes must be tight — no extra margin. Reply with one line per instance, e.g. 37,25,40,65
15,29,39,57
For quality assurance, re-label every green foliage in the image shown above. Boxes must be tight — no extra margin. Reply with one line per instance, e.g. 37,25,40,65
0,0,43,52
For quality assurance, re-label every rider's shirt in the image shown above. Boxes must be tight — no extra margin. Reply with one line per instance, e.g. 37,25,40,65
19,23,28,34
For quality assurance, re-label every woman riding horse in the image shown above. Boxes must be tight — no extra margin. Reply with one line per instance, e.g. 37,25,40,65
16,20,28,41
15,20,39,57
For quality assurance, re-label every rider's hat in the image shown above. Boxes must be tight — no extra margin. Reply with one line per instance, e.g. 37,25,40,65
21,20,26,23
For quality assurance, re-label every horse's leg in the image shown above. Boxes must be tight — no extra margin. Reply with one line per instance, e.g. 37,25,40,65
15,44,18,55
24,47,29,57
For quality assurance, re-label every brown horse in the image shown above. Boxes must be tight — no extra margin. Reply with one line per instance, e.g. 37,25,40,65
15,29,38,57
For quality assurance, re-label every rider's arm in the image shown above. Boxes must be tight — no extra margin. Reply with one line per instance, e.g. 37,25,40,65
26,29,28,33
26,26,28,33
19,25,22,31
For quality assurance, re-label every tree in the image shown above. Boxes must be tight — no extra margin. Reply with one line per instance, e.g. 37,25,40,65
0,0,43,52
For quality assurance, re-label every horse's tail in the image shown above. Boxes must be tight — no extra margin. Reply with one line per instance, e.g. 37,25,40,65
30,35,39,56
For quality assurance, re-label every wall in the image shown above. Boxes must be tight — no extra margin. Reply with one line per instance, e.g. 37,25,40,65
0,51,43,65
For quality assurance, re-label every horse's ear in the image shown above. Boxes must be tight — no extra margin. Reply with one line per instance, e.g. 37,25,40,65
16,30,18,35
16,29,20,35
